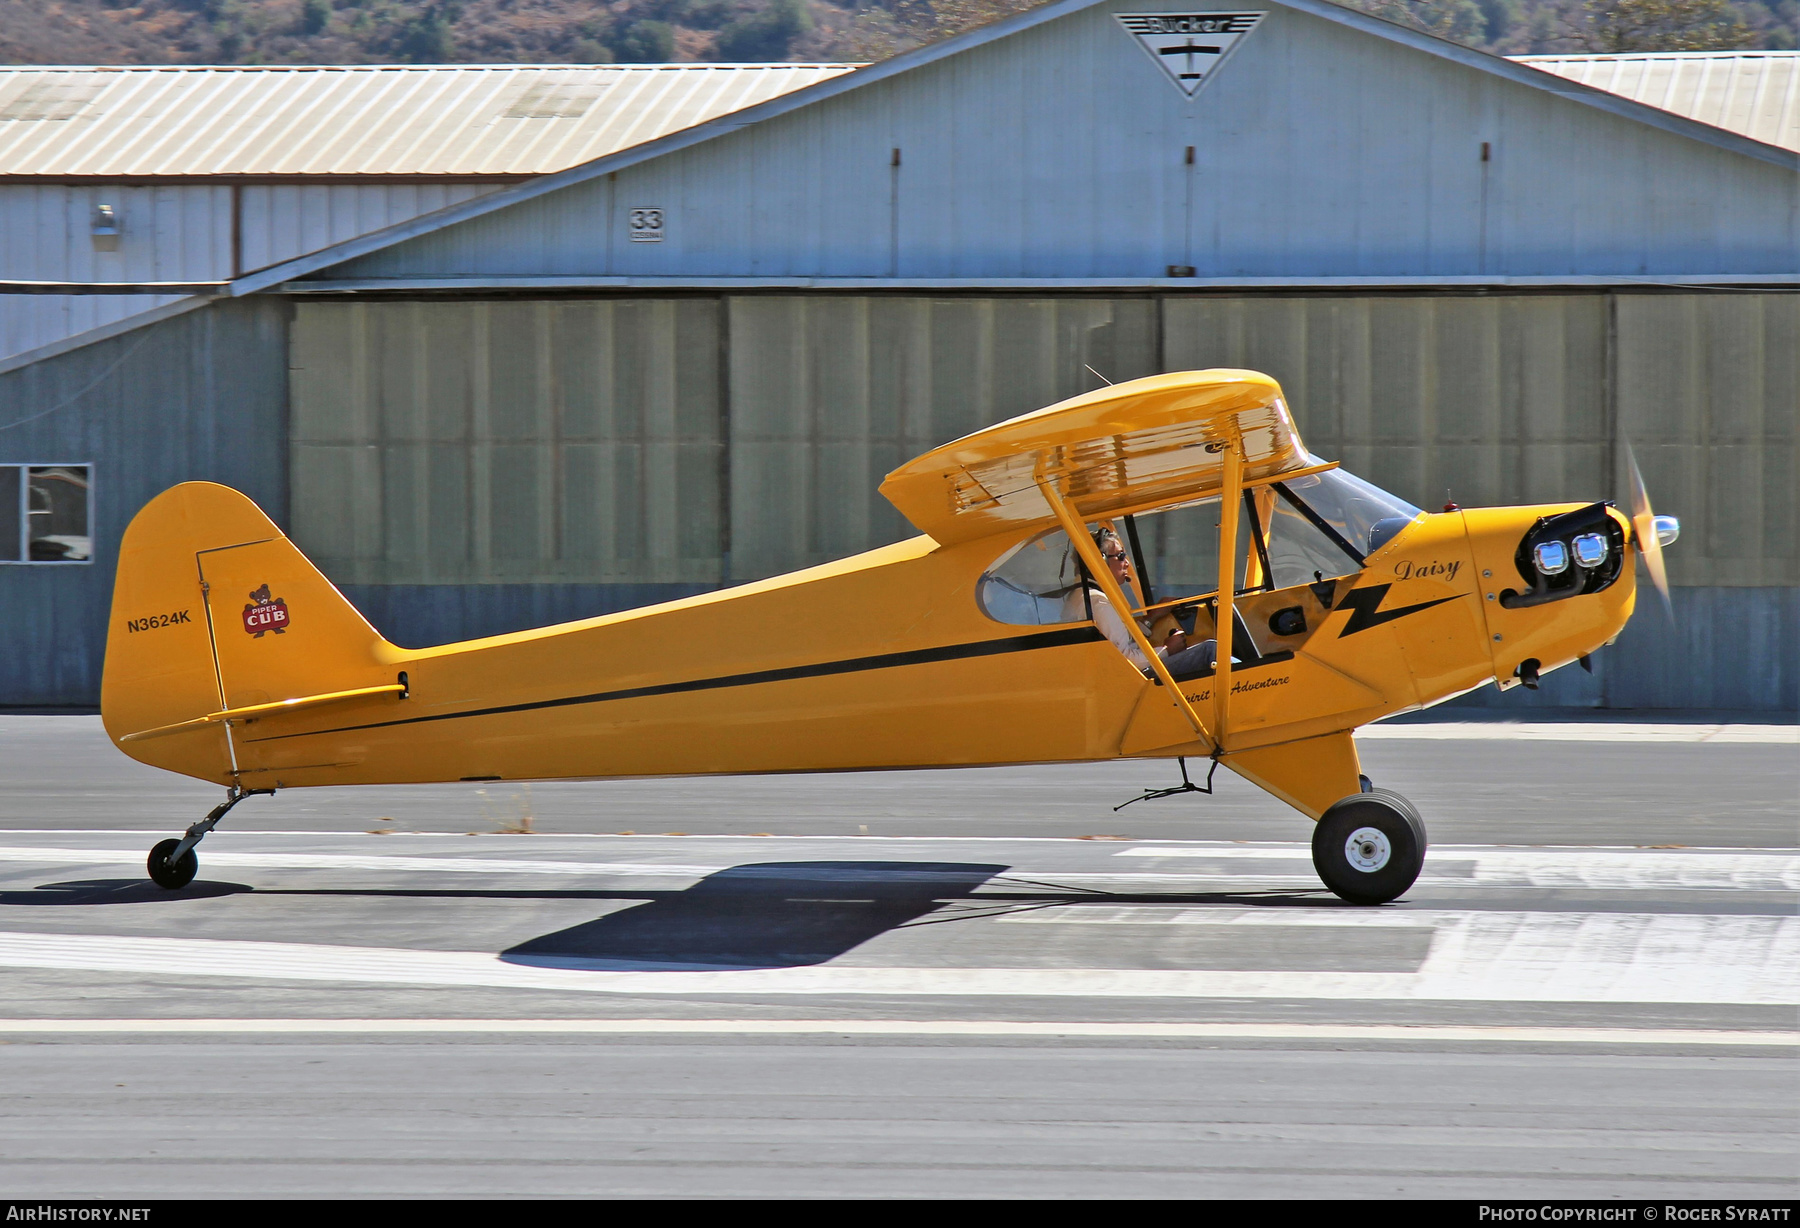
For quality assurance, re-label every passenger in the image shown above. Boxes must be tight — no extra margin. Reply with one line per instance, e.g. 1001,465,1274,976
1068,527,1218,677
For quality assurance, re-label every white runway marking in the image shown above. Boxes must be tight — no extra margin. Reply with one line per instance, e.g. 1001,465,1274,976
999,905,1434,926
0,847,721,879
999,908,1798,1003
2,843,1795,891
1115,846,1800,891
0,1018,1789,1045
1358,722,1797,743
0,912,1791,1003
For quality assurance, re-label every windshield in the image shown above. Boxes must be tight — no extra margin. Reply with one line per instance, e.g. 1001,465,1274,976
1279,459,1422,560
1258,489,1361,585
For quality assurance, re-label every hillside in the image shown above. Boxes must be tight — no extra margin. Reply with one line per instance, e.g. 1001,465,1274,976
0,0,1789,69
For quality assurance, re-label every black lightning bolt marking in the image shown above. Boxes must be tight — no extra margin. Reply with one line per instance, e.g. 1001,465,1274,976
1334,583,1457,637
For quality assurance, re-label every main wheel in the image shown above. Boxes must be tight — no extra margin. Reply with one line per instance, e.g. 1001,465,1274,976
147,839,198,890
1311,790,1426,905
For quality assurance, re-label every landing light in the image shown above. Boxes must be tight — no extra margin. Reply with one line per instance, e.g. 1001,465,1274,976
1532,540,1570,576
1653,515,1680,548
1571,533,1609,569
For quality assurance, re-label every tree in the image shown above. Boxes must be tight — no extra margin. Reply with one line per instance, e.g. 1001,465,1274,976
1341,0,1490,42
1576,0,1754,48
715,0,813,60
391,2,461,62
1474,0,1524,42
610,18,675,61
842,0,1041,60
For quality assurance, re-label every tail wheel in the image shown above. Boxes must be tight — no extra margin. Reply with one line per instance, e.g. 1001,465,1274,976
1311,790,1426,905
147,839,198,890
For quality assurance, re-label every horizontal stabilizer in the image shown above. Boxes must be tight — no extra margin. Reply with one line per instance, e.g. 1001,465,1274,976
119,681,407,743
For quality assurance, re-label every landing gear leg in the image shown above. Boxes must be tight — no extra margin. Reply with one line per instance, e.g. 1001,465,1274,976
1311,789,1427,905
147,786,274,890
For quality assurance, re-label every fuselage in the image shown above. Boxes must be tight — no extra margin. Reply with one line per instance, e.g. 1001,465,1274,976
113,485,1635,795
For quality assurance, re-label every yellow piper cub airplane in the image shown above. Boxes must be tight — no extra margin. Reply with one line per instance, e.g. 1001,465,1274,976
102,370,1678,905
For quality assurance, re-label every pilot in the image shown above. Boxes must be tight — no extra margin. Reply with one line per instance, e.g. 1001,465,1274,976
1070,528,1218,677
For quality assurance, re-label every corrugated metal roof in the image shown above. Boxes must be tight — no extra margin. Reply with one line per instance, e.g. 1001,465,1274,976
0,64,858,177
1513,52,1799,153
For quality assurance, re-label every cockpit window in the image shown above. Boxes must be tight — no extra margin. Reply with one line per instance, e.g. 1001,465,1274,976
976,461,1421,627
976,529,1085,626
978,500,1254,628
1130,496,1252,604
1279,460,1422,560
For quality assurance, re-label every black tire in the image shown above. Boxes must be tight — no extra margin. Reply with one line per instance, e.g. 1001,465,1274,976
147,839,198,890
1311,790,1426,905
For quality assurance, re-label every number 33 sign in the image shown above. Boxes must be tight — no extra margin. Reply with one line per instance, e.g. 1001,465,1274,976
629,208,665,243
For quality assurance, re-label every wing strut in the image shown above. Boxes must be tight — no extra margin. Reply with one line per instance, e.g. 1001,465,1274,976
1212,437,1243,744
1036,477,1218,754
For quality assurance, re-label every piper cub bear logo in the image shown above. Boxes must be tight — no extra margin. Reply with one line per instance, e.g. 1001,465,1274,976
242,584,290,638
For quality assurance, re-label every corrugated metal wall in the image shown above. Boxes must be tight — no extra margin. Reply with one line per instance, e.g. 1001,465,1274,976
0,183,222,361
0,184,228,286
1615,294,1798,588
240,183,501,274
0,298,289,705
290,299,726,588
284,291,1796,712
330,0,1799,284
0,182,500,364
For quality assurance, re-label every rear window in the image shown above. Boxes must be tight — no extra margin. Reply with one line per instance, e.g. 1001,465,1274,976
977,529,1085,626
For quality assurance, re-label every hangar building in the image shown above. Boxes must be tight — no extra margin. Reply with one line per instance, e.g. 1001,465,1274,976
0,4,1794,712
0,62,853,364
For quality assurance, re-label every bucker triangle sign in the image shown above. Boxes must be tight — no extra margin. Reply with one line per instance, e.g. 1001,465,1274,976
1116,12,1266,97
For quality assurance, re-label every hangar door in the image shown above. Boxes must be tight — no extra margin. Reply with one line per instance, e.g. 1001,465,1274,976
289,292,1795,601
288,298,726,589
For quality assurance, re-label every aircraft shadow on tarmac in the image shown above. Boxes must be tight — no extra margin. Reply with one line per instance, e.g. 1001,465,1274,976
501,861,1008,971
3,862,1342,970
0,878,253,905
495,861,1340,972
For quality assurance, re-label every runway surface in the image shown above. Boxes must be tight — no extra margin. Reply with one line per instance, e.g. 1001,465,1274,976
0,716,1793,1197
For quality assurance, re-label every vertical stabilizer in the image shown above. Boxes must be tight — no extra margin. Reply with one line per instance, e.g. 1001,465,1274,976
102,482,394,783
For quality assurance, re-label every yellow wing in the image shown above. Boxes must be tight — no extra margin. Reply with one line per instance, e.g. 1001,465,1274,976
880,369,1314,545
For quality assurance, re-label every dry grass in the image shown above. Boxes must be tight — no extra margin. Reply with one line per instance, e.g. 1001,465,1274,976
475,786,535,835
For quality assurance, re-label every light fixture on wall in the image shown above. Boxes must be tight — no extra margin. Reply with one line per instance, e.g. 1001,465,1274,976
91,204,120,251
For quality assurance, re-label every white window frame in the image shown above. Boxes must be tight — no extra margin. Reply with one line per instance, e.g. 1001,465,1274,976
0,462,95,565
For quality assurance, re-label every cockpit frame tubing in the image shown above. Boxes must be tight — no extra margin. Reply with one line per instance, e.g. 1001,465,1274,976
1037,476,1218,754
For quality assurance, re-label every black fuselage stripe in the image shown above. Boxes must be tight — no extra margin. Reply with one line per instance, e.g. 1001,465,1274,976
244,625,1107,743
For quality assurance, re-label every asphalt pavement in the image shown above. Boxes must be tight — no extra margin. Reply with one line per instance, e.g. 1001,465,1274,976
0,714,1793,1198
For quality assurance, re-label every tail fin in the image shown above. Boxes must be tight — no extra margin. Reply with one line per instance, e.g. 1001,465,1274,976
102,482,395,783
